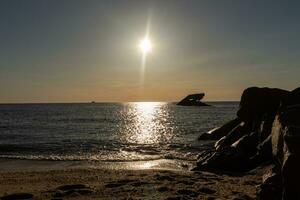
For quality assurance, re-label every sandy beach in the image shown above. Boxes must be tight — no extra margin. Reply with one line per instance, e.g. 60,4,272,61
0,163,264,200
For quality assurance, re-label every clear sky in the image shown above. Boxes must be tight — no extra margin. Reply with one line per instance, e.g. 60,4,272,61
0,0,300,103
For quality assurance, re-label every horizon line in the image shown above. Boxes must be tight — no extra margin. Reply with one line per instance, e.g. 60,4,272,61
0,100,240,104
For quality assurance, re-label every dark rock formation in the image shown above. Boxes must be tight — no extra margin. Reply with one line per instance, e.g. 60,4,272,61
195,86,300,199
270,106,300,199
281,87,300,108
198,118,241,140
232,132,258,158
237,87,289,122
214,121,252,150
199,87,289,143
257,167,282,200
177,93,210,106
195,146,250,172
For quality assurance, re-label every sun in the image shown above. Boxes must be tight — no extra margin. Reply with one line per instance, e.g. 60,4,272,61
139,37,152,54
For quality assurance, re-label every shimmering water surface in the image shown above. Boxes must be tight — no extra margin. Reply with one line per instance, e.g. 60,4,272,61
0,102,238,169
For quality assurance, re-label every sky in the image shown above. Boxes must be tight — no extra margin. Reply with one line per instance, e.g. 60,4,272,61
0,0,300,103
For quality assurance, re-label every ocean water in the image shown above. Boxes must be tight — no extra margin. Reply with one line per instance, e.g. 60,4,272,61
0,102,238,169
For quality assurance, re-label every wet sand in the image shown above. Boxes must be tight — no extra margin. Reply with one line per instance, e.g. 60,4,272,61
0,166,263,200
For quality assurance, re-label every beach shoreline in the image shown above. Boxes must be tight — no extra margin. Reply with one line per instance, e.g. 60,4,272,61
0,158,194,172
0,164,264,200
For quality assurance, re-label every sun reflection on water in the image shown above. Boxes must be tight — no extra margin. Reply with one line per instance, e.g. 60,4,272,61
122,102,173,144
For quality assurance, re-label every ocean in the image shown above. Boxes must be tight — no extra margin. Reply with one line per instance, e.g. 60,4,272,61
0,102,238,170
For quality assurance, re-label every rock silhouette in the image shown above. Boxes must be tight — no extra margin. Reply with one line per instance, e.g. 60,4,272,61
198,118,242,140
195,87,300,200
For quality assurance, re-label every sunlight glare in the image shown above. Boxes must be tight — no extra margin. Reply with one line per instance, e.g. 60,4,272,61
123,102,167,144
139,37,152,54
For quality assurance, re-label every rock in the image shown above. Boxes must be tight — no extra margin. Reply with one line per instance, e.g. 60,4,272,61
198,118,242,140
196,87,291,173
257,167,282,200
215,122,252,150
255,134,273,163
234,87,289,150
237,87,289,122
177,93,210,106
258,88,300,200
195,146,250,172
258,113,276,143
231,132,258,157
281,87,300,107
195,86,300,199
262,167,281,185
271,104,300,200
214,136,226,149
195,149,216,168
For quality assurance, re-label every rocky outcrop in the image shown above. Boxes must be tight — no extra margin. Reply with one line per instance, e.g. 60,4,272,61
195,87,300,199
198,118,242,140
177,93,210,106
237,87,289,121
270,96,300,199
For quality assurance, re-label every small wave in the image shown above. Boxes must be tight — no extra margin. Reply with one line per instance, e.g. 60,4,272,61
0,148,200,163
0,154,165,162
0,148,164,162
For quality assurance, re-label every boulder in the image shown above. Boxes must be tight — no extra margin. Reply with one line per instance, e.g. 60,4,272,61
257,166,282,200
258,88,300,200
195,146,251,172
231,131,258,157
257,114,275,144
281,87,300,107
237,87,289,122
177,93,210,106
215,121,252,150
271,105,300,200
195,86,300,199
196,131,260,172
198,118,241,140
255,134,273,163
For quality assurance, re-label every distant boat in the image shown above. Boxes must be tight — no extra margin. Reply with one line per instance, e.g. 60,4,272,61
91,101,96,104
